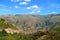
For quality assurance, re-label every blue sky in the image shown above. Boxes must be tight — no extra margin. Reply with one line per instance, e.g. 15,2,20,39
0,0,60,15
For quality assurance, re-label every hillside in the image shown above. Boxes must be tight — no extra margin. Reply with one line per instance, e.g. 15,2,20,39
1,14,60,33
0,18,17,29
0,14,60,40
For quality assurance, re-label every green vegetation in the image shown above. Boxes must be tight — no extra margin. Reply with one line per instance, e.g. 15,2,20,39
0,18,35,40
0,18,17,29
0,14,60,40
0,30,35,40
0,29,60,40
54,26,60,33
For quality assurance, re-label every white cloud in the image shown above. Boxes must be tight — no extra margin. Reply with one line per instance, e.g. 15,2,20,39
27,5,39,9
37,10,40,13
27,5,40,14
10,0,20,2
19,2,28,5
31,5,39,8
14,6,20,8
27,7,31,9
30,11,35,14
9,6,20,9
24,0,31,2
48,12,57,14
30,10,40,14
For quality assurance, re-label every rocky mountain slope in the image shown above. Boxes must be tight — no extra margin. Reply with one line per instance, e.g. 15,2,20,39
1,14,60,33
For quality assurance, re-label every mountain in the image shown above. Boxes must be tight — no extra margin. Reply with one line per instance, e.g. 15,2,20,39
1,14,60,33
0,14,60,40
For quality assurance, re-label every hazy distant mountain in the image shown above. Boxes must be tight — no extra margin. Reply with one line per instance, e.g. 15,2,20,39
1,14,60,32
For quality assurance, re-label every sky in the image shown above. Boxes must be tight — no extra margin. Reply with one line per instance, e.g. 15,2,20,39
0,0,60,15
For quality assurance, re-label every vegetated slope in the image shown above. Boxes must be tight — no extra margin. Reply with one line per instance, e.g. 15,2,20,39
0,18,17,29
0,15,60,40
2,15,44,33
2,14,60,33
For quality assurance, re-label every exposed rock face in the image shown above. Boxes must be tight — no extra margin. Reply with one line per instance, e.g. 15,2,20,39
5,28,24,34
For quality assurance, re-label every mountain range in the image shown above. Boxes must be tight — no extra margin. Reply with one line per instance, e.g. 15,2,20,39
1,14,60,33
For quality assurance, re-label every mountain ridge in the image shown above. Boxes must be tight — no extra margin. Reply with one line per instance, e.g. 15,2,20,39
1,14,60,33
